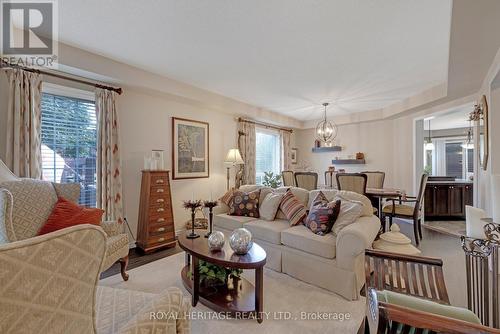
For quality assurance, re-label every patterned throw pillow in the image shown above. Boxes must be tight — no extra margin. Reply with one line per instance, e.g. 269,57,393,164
229,189,261,217
304,194,341,235
279,189,307,226
219,188,235,206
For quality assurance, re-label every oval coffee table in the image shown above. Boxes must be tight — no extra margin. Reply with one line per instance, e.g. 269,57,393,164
178,231,267,323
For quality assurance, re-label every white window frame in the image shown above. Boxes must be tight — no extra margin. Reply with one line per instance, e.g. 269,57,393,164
42,82,95,101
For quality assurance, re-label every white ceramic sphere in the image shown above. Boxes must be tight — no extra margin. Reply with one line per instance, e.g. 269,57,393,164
229,228,253,255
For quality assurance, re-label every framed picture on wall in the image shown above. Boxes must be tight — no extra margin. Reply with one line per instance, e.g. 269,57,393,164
291,148,298,164
172,117,209,179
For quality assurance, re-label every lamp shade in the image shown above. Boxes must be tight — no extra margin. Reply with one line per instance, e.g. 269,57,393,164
224,149,244,165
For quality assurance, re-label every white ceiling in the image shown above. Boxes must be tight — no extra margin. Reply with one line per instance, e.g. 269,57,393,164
423,103,474,131
58,0,452,121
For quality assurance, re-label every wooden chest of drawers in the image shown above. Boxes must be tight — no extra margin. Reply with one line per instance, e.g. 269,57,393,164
137,170,176,253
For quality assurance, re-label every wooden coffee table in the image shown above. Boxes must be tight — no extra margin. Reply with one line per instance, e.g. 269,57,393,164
178,231,267,323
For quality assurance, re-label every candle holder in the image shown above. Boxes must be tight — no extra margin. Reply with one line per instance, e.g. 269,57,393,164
183,200,202,239
203,200,218,238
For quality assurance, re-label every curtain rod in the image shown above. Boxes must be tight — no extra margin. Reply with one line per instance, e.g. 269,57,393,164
0,60,122,95
237,117,293,133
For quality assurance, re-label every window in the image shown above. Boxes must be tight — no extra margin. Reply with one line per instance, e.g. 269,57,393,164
423,138,474,180
255,128,281,184
41,89,97,207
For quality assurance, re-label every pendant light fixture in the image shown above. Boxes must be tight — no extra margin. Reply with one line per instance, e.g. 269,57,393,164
424,119,434,150
462,118,474,149
315,102,338,144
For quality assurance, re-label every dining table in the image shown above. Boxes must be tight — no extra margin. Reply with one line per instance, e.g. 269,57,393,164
365,187,405,222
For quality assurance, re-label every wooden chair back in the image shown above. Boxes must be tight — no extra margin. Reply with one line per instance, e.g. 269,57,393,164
364,249,449,304
366,288,500,334
294,172,318,191
414,173,429,217
281,170,295,187
336,173,367,195
324,171,336,188
361,171,385,189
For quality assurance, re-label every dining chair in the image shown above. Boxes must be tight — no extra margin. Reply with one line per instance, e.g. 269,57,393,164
382,174,428,246
336,173,367,195
324,171,336,188
281,170,295,187
361,171,385,189
294,172,318,191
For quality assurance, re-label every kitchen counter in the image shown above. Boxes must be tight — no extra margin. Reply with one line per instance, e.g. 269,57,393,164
427,179,473,184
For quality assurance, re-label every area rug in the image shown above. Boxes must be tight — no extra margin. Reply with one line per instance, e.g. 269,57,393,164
100,252,365,334
423,220,466,238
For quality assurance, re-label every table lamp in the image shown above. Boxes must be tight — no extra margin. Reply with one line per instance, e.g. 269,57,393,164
224,148,244,190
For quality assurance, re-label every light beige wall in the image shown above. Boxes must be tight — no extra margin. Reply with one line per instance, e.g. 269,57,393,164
295,119,397,188
117,88,235,236
0,74,8,161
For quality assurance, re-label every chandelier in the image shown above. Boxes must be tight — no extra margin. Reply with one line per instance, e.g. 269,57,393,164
315,102,338,144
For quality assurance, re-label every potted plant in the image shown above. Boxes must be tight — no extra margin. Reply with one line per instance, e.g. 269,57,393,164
262,171,282,188
188,260,243,287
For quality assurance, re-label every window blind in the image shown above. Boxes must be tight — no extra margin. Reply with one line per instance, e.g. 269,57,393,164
41,93,97,207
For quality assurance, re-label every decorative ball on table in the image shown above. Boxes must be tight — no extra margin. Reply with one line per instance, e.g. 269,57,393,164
183,200,202,239
203,200,218,238
208,231,225,252
229,228,253,255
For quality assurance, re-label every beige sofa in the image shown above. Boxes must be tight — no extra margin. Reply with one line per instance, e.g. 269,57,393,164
214,185,381,300
0,224,190,334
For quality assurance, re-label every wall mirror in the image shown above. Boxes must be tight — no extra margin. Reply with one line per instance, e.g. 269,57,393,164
478,95,489,170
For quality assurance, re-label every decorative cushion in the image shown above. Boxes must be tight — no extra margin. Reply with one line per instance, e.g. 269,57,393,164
331,195,364,235
281,225,337,258
259,192,284,221
228,189,261,217
377,290,481,324
38,197,104,235
279,189,307,226
336,190,374,217
304,192,341,235
275,186,310,219
219,188,235,206
239,185,273,205
308,189,338,208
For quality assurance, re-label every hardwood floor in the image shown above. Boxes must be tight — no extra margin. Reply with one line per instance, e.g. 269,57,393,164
100,243,183,279
102,221,468,308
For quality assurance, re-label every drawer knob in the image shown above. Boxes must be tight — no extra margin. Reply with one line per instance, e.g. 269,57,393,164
157,218,165,222
157,208,164,212
157,227,165,232
156,188,164,193
155,179,164,184
156,198,164,203
158,237,165,242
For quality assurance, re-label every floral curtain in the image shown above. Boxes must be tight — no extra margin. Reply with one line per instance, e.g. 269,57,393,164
237,121,256,185
281,129,292,171
4,69,42,178
96,88,124,224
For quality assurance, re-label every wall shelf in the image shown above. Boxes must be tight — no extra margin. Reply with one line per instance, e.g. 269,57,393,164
332,159,366,165
311,146,342,153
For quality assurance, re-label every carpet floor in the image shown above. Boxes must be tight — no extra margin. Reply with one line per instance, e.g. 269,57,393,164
100,252,365,334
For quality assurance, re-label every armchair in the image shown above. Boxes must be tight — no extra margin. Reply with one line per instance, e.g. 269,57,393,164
362,249,498,334
0,224,190,334
382,173,428,245
0,178,130,280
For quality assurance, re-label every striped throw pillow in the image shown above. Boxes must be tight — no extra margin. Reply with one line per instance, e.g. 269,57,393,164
219,188,235,206
280,189,307,226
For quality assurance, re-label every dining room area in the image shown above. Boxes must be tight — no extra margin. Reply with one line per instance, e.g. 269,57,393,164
279,169,426,243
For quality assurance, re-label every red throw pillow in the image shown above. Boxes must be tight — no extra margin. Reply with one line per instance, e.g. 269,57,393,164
38,197,104,235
